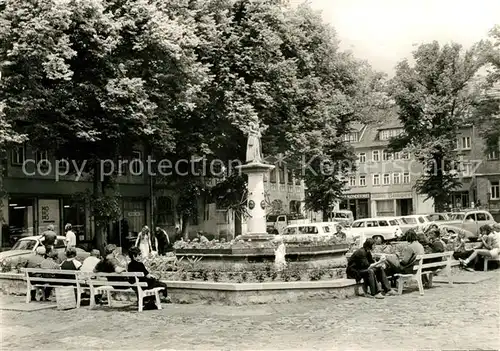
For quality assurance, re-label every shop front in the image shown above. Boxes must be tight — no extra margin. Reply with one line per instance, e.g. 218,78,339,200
371,192,414,217
340,193,370,220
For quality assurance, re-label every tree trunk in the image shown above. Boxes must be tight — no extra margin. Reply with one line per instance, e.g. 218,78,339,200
181,214,190,240
322,210,328,222
92,161,106,255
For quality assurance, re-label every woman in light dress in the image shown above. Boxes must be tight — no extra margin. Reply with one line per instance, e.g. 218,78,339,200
135,226,152,258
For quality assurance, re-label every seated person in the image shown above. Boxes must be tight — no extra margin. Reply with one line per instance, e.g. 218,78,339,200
460,225,499,271
60,248,82,270
38,250,60,300
385,229,425,275
94,244,126,273
196,231,209,243
127,246,169,309
335,225,347,241
346,238,396,299
80,249,101,272
25,246,47,268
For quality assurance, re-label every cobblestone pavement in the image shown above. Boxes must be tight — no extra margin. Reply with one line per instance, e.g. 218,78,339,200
1,271,499,351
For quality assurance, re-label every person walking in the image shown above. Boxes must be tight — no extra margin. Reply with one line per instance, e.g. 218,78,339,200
135,226,152,258
42,224,57,253
154,227,170,256
65,223,77,248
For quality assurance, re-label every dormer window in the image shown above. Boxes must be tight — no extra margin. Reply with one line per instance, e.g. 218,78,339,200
343,132,359,142
379,128,403,141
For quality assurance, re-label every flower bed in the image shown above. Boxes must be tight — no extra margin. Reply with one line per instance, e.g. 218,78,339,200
143,256,346,283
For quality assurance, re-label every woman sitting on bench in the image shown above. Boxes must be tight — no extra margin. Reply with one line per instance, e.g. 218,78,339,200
459,225,499,271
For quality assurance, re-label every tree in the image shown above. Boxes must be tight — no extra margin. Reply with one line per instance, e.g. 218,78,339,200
389,42,484,211
471,25,500,153
0,0,209,247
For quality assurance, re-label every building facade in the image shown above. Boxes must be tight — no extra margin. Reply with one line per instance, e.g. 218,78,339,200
1,144,305,247
338,121,434,219
452,126,500,221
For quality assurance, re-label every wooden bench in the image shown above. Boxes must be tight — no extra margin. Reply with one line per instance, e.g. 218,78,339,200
78,272,164,312
345,251,454,296
395,251,454,296
24,268,86,307
484,257,500,272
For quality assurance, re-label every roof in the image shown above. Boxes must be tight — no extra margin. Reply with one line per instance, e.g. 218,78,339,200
350,114,403,149
20,235,66,240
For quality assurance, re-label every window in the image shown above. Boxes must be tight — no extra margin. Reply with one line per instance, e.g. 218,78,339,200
269,168,277,183
372,150,380,162
358,153,366,163
465,213,476,222
288,170,294,184
393,173,401,184
403,172,410,184
323,226,331,233
283,227,297,235
378,220,389,227
366,220,379,227
131,150,143,175
389,220,398,225
11,145,25,166
476,212,488,221
462,163,472,177
359,175,366,186
373,174,380,186
401,152,410,160
35,150,48,164
418,217,425,223
349,176,356,186
461,136,471,150
344,132,359,142
491,181,500,200
487,149,499,160
156,196,175,226
383,173,390,185
394,152,401,160
383,150,393,161
402,217,417,224
379,128,403,140
278,167,285,184
351,221,365,228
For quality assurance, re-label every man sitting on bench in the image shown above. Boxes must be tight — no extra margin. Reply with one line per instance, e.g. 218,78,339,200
347,238,397,299
460,225,499,271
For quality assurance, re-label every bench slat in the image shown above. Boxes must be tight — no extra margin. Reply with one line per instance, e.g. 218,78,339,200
420,261,451,270
87,281,147,287
29,278,78,284
25,269,80,274
84,272,145,277
416,251,454,260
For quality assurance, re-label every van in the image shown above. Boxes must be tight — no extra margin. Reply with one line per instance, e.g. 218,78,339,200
329,210,354,226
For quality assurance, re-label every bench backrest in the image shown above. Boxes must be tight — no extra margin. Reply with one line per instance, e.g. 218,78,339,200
24,268,81,286
413,251,453,273
78,271,148,289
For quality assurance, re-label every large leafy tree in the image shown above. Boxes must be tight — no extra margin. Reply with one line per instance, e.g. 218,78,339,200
0,0,208,245
389,42,483,211
472,25,500,152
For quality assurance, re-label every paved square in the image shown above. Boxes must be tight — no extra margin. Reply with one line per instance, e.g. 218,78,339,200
1,272,499,350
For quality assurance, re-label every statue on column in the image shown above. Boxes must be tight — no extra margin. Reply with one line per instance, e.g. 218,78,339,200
246,120,263,163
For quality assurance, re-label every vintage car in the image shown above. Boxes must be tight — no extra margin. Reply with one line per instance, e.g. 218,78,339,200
438,210,497,240
346,217,403,244
0,236,90,266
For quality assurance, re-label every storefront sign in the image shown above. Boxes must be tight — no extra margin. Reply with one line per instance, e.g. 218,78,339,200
371,192,413,200
38,199,60,232
343,193,370,199
127,211,142,217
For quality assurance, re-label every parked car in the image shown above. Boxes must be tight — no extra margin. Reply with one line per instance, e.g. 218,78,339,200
346,217,403,244
438,210,497,240
266,213,310,235
0,236,90,266
328,210,354,227
397,214,431,234
425,213,450,222
274,222,340,242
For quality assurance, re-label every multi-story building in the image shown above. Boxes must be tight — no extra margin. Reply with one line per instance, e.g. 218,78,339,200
452,126,500,221
338,120,434,219
1,144,304,247
338,119,500,221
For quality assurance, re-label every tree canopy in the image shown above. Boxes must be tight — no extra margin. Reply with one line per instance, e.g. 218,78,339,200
389,41,484,211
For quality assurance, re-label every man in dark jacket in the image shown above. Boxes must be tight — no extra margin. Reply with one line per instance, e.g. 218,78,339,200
347,238,396,299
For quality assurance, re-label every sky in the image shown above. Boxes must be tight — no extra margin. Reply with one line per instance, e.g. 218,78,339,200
297,0,500,75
